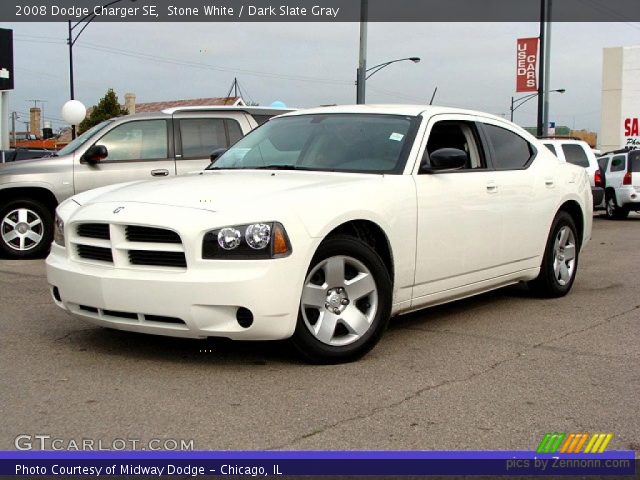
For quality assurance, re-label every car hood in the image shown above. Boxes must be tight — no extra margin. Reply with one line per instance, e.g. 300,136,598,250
77,170,381,211
0,155,71,175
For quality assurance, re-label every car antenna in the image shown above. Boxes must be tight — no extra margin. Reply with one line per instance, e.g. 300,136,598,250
429,87,438,105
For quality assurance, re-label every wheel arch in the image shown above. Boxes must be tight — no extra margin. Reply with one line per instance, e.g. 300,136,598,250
0,187,59,214
323,219,394,284
557,200,585,248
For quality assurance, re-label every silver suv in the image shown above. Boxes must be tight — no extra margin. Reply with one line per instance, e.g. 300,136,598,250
597,148,640,219
0,106,290,258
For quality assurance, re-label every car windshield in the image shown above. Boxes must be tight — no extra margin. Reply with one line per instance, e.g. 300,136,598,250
208,113,418,174
56,120,114,157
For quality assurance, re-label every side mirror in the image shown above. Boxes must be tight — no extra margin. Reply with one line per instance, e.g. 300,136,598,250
209,148,228,163
420,148,468,173
83,145,108,164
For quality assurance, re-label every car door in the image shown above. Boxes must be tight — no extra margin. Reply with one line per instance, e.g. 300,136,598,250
411,115,503,303
173,112,254,175
597,156,610,187
609,154,627,190
479,121,550,268
73,118,175,194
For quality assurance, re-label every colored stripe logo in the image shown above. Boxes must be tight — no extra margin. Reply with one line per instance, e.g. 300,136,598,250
536,433,613,453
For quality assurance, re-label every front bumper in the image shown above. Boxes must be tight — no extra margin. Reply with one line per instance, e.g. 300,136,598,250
45,201,313,341
47,244,303,340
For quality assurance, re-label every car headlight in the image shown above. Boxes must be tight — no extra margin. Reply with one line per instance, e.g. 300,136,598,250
203,222,291,259
53,213,65,247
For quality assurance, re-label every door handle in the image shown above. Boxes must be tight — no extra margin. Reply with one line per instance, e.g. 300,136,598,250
545,178,555,187
486,182,498,193
151,169,169,177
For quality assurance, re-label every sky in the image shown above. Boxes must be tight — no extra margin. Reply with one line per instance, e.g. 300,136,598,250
2,21,640,134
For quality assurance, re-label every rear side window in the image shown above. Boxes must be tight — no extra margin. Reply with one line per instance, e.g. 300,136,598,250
630,151,640,172
226,119,243,145
543,143,557,156
483,124,534,170
598,157,610,172
179,118,227,158
611,155,626,172
561,144,590,168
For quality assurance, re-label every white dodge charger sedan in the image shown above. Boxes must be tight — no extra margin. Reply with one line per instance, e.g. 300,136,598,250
46,105,592,363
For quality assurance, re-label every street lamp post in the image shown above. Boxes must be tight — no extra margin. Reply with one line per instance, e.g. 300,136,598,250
510,88,565,124
356,57,421,104
67,0,135,139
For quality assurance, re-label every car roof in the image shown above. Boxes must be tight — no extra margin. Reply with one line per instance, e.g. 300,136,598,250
277,104,509,122
160,106,296,116
540,138,589,146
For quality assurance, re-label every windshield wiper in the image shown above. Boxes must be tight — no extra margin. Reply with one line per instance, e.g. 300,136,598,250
208,164,310,171
252,164,306,170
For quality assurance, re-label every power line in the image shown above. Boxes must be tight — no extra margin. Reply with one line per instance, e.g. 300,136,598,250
14,36,352,86
77,41,352,86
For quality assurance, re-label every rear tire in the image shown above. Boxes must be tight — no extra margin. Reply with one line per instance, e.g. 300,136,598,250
291,235,392,364
528,211,579,298
0,198,53,259
605,193,629,220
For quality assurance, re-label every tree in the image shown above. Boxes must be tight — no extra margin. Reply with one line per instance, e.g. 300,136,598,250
78,89,128,134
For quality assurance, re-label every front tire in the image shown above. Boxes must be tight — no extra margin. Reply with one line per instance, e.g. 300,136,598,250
0,199,53,259
528,211,579,298
291,235,392,364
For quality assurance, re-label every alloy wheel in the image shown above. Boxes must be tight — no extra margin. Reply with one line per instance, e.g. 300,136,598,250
1,208,44,252
300,255,378,347
553,226,576,286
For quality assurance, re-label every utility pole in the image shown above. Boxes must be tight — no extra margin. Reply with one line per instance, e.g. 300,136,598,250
356,0,368,104
11,111,16,147
68,20,76,139
225,77,240,102
542,0,553,136
536,0,551,136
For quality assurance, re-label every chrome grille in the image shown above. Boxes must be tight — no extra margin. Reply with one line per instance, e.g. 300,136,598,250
76,245,113,263
128,250,187,268
125,225,181,244
73,223,186,269
77,223,110,240
77,305,186,325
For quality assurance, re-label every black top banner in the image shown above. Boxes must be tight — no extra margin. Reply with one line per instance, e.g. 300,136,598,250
4,0,640,22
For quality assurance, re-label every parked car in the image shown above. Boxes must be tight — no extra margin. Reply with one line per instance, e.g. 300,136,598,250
46,105,592,363
541,138,605,210
1,149,55,163
0,106,292,258
597,148,640,219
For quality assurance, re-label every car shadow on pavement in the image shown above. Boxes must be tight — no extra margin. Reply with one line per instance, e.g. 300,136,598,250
388,284,529,332
61,284,532,367
62,326,303,366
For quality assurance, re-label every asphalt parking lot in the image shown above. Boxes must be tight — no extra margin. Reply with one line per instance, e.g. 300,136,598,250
0,214,638,453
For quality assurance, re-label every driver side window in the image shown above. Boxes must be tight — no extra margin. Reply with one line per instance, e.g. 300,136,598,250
96,120,168,162
422,120,486,171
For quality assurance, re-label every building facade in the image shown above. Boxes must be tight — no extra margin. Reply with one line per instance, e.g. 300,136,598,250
600,45,640,153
